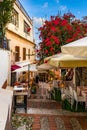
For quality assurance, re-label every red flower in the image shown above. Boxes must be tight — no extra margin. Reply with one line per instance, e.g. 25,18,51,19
37,12,87,58
66,38,74,43
27,27,31,32
51,35,60,44
45,38,50,43
53,19,59,25
44,60,48,63
51,26,56,32
50,47,54,51
66,24,72,31
45,50,48,54
61,20,67,26
46,41,52,46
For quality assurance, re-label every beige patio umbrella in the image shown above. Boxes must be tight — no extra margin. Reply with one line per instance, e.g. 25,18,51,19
37,63,54,70
61,36,87,57
44,53,87,68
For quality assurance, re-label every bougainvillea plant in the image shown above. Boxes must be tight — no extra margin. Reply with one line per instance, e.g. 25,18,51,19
36,12,87,63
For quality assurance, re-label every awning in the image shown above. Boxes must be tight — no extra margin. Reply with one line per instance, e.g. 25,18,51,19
16,61,30,67
11,64,21,71
13,64,37,72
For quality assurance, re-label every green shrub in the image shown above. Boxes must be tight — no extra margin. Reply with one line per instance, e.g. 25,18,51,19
50,88,61,101
62,99,86,112
62,99,71,111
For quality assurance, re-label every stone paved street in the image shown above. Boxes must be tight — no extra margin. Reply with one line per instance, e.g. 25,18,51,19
15,88,87,130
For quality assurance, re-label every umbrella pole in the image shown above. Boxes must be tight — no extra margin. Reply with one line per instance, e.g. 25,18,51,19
28,64,30,88
73,68,76,87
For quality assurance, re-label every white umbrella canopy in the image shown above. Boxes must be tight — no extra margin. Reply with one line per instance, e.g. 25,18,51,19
61,37,87,57
37,63,54,70
44,53,87,68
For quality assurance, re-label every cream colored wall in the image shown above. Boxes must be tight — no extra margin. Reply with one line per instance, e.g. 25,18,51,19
6,31,35,64
6,1,36,65
7,2,34,42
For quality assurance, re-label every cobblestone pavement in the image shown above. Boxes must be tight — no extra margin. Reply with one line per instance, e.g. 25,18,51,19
16,89,87,130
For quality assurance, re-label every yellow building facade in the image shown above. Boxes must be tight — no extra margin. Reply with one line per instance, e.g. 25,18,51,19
6,0,35,65
6,0,36,85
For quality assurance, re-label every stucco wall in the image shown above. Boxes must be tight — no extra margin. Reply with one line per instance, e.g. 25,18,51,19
6,31,35,64
0,49,10,88
7,1,34,42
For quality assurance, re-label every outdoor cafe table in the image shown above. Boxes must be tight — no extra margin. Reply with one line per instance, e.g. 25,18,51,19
13,85,28,113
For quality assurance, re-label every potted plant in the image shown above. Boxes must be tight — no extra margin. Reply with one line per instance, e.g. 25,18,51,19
31,83,36,94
